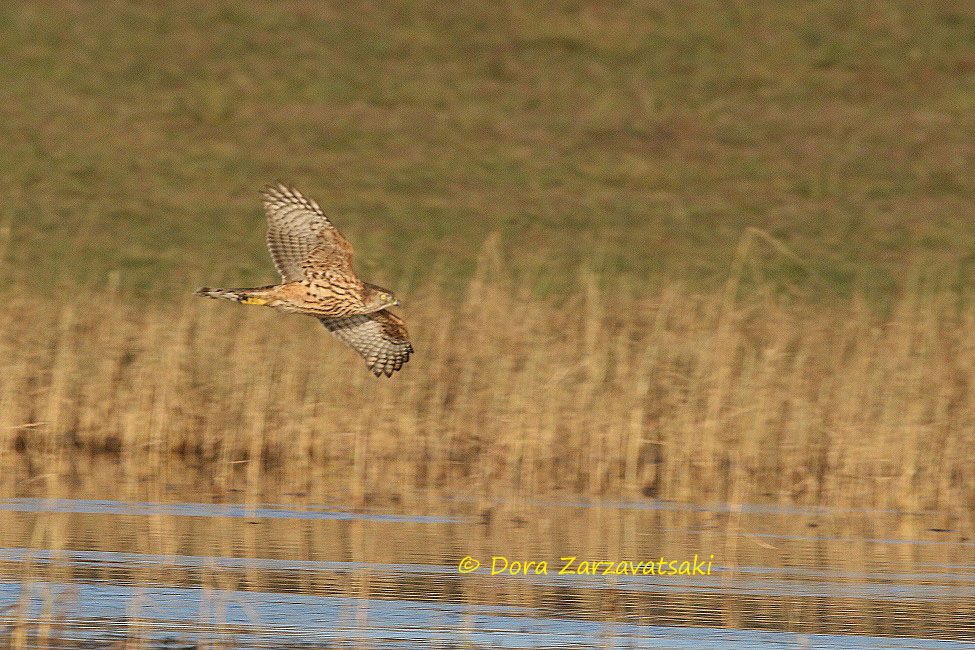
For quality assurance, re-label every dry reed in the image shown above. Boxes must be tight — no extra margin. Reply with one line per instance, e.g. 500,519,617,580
1,256,972,513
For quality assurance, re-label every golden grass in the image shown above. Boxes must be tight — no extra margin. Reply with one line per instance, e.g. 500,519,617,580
1,247,972,512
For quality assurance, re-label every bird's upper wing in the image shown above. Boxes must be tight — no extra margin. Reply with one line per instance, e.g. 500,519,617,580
319,310,413,377
260,183,356,282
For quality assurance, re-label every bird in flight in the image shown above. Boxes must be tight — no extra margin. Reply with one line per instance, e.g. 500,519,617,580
195,183,413,377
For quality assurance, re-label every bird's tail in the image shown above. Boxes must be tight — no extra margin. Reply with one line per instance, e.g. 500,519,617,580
194,286,275,305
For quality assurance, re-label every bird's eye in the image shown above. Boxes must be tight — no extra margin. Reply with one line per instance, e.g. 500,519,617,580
380,293,389,301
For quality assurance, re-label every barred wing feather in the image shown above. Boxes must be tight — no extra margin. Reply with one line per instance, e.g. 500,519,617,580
261,182,354,282
319,310,413,377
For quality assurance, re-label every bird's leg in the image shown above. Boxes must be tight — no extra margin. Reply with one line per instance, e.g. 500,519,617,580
240,295,268,305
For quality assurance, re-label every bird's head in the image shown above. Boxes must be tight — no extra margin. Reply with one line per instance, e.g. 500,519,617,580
363,284,400,311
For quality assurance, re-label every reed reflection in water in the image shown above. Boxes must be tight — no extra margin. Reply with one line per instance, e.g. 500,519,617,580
1,459,973,647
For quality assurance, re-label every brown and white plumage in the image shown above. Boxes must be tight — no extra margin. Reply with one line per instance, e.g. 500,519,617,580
320,311,413,378
195,183,413,377
262,184,342,282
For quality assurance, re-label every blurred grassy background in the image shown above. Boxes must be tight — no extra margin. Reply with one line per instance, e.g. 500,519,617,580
0,0,972,300
0,1,973,508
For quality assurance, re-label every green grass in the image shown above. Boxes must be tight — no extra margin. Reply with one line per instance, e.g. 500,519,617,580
0,1,972,300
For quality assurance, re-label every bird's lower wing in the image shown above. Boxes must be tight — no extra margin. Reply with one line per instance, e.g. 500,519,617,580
319,310,413,377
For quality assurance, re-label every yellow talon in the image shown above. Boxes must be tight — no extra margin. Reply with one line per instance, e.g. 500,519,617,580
241,297,268,305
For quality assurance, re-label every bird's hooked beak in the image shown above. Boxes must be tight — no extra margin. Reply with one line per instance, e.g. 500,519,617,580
393,299,401,307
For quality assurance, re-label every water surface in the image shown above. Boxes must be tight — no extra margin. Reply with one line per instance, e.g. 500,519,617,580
1,462,972,647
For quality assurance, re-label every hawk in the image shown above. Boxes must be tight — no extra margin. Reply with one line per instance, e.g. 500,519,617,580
195,183,413,377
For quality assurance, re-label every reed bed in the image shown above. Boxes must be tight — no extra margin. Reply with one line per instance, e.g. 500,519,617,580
1,260,972,512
